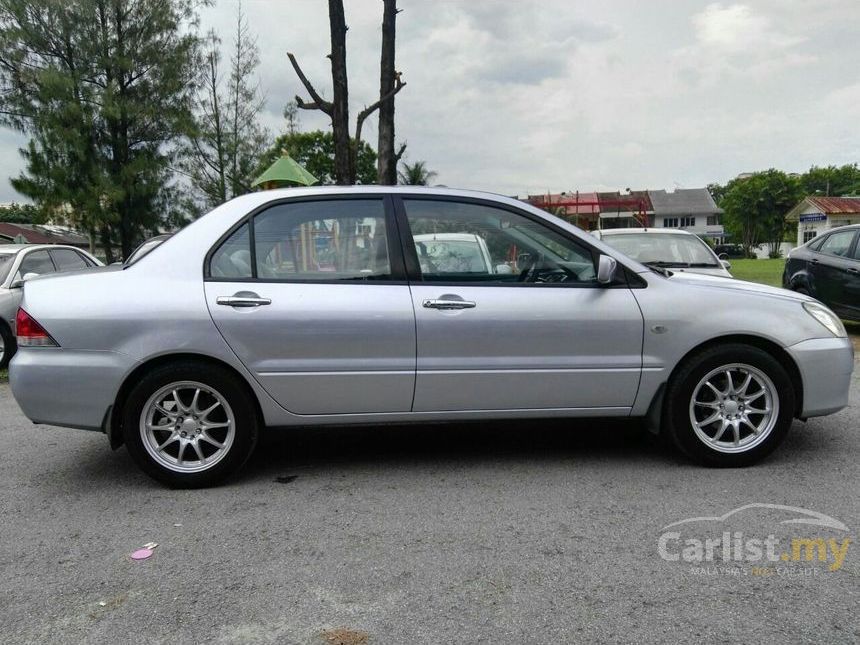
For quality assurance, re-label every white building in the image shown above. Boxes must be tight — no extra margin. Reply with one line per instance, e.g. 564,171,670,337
785,196,860,246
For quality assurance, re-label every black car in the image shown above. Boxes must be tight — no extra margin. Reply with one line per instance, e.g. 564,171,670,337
783,224,860,322
713,243,745,259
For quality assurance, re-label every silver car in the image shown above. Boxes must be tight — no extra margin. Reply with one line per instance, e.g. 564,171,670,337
9,187,854,487
592,228,733,278
0,244,101,369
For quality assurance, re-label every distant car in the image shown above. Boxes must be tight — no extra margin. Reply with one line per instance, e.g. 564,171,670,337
125,234,172,265
0,244,102,368
783,224,860,322
592,228,733,278
413,232,513,275
714,243,745,259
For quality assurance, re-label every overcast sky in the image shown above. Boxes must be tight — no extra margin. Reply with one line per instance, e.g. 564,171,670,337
1,0,859,202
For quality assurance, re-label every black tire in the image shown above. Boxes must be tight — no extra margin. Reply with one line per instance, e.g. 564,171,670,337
794,286,810,296
123,360,259,488
0,323,15,370
663,343,795,467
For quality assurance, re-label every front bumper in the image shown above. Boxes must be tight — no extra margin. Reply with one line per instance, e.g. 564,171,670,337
9,348,134,431
786,337,855,417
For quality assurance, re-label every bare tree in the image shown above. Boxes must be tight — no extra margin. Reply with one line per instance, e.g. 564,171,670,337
376,0,406,184
288,0,405,185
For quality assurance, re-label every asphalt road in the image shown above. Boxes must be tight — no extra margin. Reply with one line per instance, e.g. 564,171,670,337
1,354,858,644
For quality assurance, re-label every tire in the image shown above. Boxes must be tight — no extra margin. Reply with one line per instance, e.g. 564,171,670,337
663,343,795,467
0,323,15,370
122,361,259,488
794,286,810,296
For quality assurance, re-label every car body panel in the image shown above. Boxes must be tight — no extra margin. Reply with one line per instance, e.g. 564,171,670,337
7,186,854,435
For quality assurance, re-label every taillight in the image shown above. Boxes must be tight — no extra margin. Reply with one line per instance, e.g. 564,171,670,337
15,308,59,347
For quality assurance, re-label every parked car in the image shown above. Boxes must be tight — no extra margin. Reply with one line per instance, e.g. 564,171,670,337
783,225,860,322
592,228,733,277
9,188,853,487
713,243,745,259
413,232,513,275
0,244,102,369
124,234,173,265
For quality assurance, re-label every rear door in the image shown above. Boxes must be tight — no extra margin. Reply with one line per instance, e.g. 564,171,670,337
397,196,644,413
205,196,417,415
812,229,858,317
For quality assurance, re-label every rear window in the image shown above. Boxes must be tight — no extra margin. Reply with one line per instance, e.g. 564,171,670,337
0,253,14,283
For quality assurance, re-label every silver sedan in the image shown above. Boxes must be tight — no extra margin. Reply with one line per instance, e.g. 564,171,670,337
8,187,854,487
0,244,102,369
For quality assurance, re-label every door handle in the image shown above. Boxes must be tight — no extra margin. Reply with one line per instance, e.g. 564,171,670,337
216,295,272,307
423,298,476,310
847,267,859,274
810,258,819,264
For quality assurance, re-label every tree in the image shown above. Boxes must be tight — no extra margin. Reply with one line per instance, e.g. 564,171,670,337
0,0,202,261
0,202,41,224
398,160,437,186
721,170,803,258
376,0,406,184
287,0,405,185
257,130,377,186
801,164,860,197
181,4,268,210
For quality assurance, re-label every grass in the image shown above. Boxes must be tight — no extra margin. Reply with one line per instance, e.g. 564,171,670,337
728,258,785,287
0,368,6,383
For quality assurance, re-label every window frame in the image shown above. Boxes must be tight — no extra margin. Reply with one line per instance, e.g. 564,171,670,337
48,247,91,271
16,248,57,280
392,194,636,289
204,194,408,284
816,230,857,259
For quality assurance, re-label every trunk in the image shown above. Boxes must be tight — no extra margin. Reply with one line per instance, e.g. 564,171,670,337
328,0,353,185
100,225,114,264
376,0,397,185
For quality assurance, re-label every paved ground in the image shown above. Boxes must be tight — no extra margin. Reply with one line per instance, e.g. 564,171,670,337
1,354,858,644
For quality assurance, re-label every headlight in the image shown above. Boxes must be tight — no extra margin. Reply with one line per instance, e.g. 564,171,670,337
803,301,847,337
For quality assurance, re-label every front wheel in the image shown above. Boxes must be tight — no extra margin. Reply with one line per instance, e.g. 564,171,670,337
663,344,795,466
123,361,259,487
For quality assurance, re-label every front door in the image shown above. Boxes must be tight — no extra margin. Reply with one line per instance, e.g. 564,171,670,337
397,197,644,412
205,196,416,415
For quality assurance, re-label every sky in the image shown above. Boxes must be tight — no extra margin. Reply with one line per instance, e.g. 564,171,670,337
1,0,859,202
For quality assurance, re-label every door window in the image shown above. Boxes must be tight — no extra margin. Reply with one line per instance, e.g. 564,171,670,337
49,248,90,271
402,199,596,284
17,250,55,279
818,230,856,257
209,199,392,281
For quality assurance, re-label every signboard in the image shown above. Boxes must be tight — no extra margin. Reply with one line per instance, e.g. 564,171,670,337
799,213,827,222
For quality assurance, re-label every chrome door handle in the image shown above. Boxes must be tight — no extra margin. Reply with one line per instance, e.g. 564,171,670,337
422,298,476,310
216,295,272,307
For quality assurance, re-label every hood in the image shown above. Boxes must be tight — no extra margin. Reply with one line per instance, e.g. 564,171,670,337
663,270,812,303
669,266,733,279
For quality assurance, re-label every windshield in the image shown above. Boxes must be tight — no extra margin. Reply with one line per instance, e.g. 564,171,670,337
0,252,14,283
601,233,718,267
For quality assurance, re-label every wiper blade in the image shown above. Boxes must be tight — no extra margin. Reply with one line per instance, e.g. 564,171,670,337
643,260,689,268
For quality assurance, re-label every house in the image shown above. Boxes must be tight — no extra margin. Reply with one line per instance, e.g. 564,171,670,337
648,188,725,242
597,190,653,229
524,192,600,230
785,196,860,246
0,222,91,248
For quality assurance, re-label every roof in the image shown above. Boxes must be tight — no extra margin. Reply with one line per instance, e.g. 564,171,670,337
648,188,722,215
597,227,698,236
805,196,860,214
0,222,90,246
524,192,600,214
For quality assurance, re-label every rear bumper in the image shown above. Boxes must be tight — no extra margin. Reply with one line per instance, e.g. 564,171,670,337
786,337,855,417
9,348,133,431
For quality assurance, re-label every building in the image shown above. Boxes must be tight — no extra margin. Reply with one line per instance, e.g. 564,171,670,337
648,189,725,242
524,192,600,230
0,222,90,248
597,191,653,229
785,196,860,246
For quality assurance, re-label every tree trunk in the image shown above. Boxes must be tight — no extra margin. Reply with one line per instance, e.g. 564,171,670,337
376,0,397,185
328,0,353,185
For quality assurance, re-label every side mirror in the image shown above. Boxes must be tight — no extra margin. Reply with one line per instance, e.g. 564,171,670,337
720,260,732,270
494,264,514,275
597,254,618,285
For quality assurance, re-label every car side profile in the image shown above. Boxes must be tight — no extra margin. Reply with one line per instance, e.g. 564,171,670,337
0,244,102,369
783,224,860,322
8,187,854,487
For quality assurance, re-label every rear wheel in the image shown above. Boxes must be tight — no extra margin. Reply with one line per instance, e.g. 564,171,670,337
0,323,15,370
123,361,259,487
663,344,795,466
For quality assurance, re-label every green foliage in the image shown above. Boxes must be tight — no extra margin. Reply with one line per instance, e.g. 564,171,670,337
801,164,860,197
729,258,785,287
717,170,803,258
0,0,203,261
0,202,42,224
257,130,377,186
398,160,437,186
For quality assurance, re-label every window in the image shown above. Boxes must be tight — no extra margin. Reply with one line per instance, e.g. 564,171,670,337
680,216,696,228
17,250,55,279
818,230,856,257
706,215,721,226
802,231,817,244
662,218,678,228
402,199,597,284
50,248,90,271
209,199,392,281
